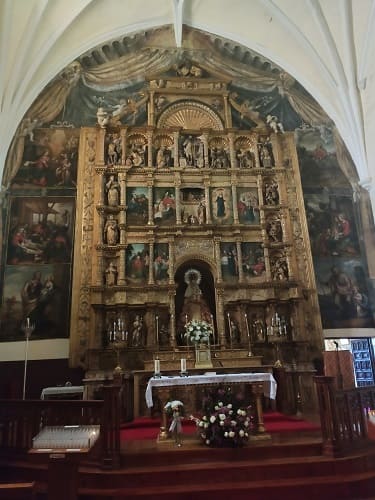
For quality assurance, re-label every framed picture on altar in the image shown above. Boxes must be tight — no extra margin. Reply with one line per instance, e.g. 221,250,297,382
153,188,176,225
153,243,169,284
210,187,233,224
126,187,149,225
125,243,149,284
237,187,260,225
220,242,238,283
241,242,265,279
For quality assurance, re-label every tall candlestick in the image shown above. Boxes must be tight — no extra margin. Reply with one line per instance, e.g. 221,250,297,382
245,313,252,356
227,313,232,349
210,314,215,345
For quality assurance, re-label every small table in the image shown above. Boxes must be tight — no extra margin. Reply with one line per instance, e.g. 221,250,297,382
146,372,277,439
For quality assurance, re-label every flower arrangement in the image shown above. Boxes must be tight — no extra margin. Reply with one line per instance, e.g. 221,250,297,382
184,319,213,345
191,386,253,447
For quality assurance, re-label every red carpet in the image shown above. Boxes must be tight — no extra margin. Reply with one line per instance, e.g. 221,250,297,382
120,412,321,442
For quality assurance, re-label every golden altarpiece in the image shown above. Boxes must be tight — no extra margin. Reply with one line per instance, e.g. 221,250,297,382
69,67,323,416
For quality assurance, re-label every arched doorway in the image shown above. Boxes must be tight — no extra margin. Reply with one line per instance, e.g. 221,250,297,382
174,259,216,345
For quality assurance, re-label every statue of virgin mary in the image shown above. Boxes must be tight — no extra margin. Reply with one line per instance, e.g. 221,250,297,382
180,269,212,325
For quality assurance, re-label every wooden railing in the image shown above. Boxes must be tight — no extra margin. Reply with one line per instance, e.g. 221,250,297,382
314,376,375,457
0,385,121,469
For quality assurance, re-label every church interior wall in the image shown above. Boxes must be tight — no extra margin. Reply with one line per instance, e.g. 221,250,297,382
0,26,374,399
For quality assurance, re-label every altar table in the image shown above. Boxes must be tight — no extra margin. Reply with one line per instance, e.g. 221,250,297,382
145,372,277,437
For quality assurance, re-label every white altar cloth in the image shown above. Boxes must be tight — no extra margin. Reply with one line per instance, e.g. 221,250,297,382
40,385,84,400
145,373,277,408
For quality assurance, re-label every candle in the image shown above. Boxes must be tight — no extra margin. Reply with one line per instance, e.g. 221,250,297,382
181,358,186,372
122,331,125,341
185,314,188,325
154,359,160,374
109,331,112,342
26,317,30,328
156,315,159,346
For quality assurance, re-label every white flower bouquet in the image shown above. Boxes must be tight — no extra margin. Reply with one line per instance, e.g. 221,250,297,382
184,319,213,345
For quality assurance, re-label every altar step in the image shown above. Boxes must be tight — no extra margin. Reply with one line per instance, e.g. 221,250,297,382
2,441,375,499
78,441,375,499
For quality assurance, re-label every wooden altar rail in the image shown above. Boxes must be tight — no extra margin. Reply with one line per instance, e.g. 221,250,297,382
314,376,375,457
0,385,121,469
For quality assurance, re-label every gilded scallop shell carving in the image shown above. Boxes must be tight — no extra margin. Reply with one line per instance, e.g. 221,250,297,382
157,101,223,130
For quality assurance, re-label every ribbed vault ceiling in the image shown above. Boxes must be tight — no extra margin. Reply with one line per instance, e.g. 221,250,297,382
1,0,374,198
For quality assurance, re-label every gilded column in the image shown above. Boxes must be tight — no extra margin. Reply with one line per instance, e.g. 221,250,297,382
119,172,126,225
201,132,209,168
214,237,222,283
228,131,237,168
236,239,244,283
149,91,155,126
216,288,226,347
98,170,105,205
98,208,105,245
120,128,127,165
175,179,182,224
231,180,239,224
168,239,175,285
147,181,154,225
173,131,179,168
97,128,106,166
223,93,232,128
169,290,177,349
147,128,153,168
204,180,212,224
148,240,155,285
118,248,126,285
96,252,104,286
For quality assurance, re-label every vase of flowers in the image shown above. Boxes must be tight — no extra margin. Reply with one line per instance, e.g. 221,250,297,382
184,319,213,347
185,320,214,368
191,386,253,447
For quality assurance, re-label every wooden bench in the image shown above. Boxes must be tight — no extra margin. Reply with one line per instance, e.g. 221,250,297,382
0,482,36,499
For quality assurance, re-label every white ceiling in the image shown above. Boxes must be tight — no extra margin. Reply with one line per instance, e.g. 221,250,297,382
1,0,374,200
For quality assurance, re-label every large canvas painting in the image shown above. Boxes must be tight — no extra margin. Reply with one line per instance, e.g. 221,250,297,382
180,187,206,225
314,258,372,328
7,197,74,265
0,264,71,340
126,243,149,284
12,128,79,189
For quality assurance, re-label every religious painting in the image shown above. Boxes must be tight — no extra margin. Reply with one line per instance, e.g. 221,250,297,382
241,242,266,280
12,128,79,189
153,187,176,225
210,187,233,224
126,187,149,225
237,187,260,225
220,243,239,283
125,243,149,284
153,243,169,284
296,126,351,189
314,258,373,329
0,264,71,341
7,197,74,265
304,192,360,258
180,187,206,225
